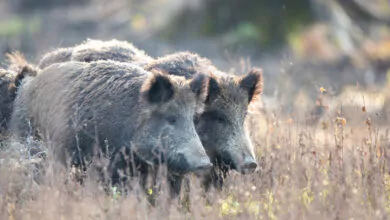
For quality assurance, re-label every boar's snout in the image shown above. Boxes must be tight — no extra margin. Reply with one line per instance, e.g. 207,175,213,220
168,138,212,176
192,158,213,177
169,152,212,175
219,150,258,174
239,157,258,174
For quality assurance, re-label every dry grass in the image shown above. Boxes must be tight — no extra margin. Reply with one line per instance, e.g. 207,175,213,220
2,88,390,220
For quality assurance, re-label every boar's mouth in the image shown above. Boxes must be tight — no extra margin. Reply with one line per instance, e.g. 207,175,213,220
215,153,257,174
191,163,213,177
238,163,258,174
215,154,237,171
168,154,213,176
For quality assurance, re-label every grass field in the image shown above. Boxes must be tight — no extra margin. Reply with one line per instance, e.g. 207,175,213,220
1,84,390,220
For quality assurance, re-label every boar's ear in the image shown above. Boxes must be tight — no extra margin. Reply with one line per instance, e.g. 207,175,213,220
142,73,175,104
205,74,220,103
239,68,263,104
5,51,38,100
189,73,209,103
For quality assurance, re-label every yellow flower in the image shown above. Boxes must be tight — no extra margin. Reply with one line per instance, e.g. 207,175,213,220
335,117,347,126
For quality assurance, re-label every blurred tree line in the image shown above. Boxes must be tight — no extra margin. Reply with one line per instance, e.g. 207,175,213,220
162,0,390,62
4,0,390,61
161,0,313,54
156,0,390,116
3,0,390,118
3,0,390,74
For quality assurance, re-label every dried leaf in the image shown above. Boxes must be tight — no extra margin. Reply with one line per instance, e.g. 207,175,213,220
365,118,371,126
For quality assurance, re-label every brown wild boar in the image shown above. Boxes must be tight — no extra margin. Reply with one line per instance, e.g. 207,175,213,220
0,52,37,133
10,60,212,198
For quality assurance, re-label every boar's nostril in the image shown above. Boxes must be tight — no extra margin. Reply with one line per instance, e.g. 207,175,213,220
241,161,257,174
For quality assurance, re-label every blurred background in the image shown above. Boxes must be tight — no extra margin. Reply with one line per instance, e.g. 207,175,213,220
2,0,390,124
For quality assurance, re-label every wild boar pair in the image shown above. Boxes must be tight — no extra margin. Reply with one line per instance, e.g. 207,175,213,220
8,58,212,199
5,39,263,201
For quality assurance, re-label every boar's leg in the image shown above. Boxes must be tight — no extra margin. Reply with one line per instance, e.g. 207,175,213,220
202,167,226,192
178,176,192,212
108,147,148,195
141,166,163,206
168,174,183,199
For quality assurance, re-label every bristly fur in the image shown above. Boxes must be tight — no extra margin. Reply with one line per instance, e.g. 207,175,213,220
38,47,73,69
0,52,39,132
205,73,220,104
6,51,39,88
37,39,154,69
140,72,175,104
238,68,263,104
189,73,209,102
188,73,210,114
0,68,14,132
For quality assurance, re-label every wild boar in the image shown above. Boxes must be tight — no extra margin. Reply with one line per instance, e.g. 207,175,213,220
35,39,263,192
10,60,212,198
144,52,262,191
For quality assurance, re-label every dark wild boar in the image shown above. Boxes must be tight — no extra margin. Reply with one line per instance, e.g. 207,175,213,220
10,60,212,199
144,52,262,191
35,39,263,192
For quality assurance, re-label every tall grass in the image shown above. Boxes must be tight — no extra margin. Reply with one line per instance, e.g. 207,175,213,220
1,92,390,220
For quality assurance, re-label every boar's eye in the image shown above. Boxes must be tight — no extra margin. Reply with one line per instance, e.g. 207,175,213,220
166,115,177,125
205,111,227,124
202,111,229,124
215,115,227,124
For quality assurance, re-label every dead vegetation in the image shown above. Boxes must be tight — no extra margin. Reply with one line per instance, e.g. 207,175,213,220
1,84,390,220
